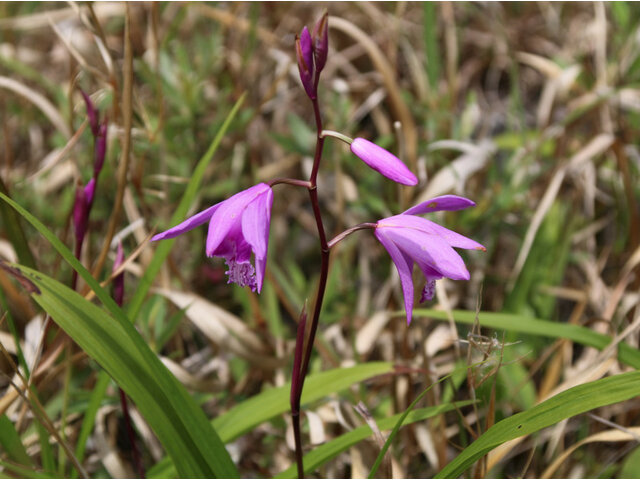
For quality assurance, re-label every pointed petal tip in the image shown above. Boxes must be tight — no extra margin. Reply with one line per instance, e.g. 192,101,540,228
350,138,418,186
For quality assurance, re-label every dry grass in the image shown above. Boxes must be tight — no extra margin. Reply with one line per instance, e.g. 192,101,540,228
1,2,639,478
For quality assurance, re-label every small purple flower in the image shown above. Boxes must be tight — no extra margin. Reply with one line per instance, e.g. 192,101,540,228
350,138,418,186
73,178,96,246
296,27,315,99
374,195,485,324
152,183,274,293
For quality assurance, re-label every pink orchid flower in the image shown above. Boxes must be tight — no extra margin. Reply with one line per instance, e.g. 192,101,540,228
152,183,274,293
375,195,485,324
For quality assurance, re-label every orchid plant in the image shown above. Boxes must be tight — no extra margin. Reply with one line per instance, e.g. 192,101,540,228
152,12,484,478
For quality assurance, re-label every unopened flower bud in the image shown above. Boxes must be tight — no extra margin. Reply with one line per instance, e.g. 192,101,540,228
312,12,329,73
296,27,316,99
80,90,99,137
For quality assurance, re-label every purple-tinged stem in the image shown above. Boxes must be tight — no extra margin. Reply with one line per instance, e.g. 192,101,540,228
291,96,329,479
290,304,307,477
268,178,312,189
327,223,377,249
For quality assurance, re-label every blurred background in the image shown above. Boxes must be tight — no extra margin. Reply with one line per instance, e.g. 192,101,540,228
1,2,639,478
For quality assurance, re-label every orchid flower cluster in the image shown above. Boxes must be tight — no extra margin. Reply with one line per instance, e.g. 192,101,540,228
152,12,484,477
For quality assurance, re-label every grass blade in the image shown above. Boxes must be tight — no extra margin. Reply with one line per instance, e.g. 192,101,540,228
435,370,640,478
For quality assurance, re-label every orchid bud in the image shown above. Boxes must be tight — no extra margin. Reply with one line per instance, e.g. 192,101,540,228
112,242,125,306
350,138,418,186
84,178,96,208
296,27,316,99
94,119,108,177
73,181,89,245
80,90,99,137
312,12,328,74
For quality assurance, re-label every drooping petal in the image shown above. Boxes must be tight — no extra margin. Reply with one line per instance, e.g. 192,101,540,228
379,216,470,281
350,138,418,186
375,228,416,325
241,186,273,292
205,183,268,256
152,203,221,242
403,195,476,216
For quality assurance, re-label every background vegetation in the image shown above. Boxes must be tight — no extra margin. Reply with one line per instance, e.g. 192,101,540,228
1,2,639,478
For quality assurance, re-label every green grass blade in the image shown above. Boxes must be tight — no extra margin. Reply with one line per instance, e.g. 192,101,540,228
148,362,394,478
70,371,110,478
0,414,32,467
0,459,53,479
6,263,237,478
126,92,246,322
416,309,640,368
435,370,640,478
277,402,473,479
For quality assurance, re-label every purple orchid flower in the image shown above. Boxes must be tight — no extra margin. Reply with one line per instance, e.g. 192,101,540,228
374,195,485,324
350,138,418,186
152,183,274,293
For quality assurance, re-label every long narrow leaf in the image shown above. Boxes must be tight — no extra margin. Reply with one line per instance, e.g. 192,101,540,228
6,263,237,478
435,370,640,478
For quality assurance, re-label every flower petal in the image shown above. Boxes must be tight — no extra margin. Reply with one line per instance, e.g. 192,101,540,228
375,228,416,325
151,203,221,242
241,186,273,292
403,195,476,216
205,184,266,256
378,216,470,281
385,214,485,251
350,138,418,186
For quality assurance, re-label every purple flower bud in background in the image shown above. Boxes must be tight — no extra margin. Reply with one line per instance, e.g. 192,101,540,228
94,119,108,177
73,181,89,246
296,27,316,99
84,178,96,208
374,195,485,325
350,138,418,186
80,90,99,138
152,183,274,293
112,242,125,306
312,12,328,74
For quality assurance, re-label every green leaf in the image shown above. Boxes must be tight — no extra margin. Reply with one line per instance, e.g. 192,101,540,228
416,309,640,369
0,414,32,467
148,362,394,478
6,263,237,478
277,402,473,478
435,370,640,478
127,92,246,322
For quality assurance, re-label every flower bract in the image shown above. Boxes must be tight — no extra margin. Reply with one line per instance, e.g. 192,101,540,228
374,195,485,324
152,183,274,293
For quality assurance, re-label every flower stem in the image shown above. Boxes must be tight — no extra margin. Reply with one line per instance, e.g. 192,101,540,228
291,97,329,479
327,223,377,249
